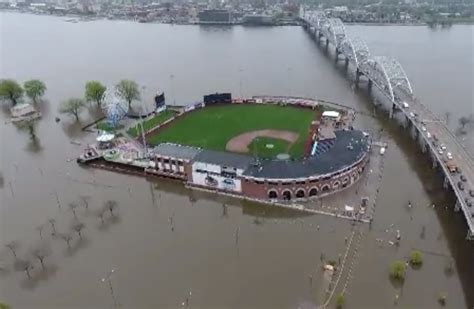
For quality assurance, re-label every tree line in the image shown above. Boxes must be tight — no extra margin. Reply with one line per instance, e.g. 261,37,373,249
0,79,141,122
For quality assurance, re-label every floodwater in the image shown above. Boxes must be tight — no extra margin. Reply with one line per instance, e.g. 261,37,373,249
1,12,473,309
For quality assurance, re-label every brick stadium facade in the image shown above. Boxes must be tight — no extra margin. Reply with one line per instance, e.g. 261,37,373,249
240,152,369,201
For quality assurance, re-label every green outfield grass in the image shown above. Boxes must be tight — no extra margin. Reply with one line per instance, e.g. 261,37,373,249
147,104,318,158
248,137,290,159
128,109,177,137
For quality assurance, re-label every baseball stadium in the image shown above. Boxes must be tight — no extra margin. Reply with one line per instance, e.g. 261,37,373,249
78,93,371,202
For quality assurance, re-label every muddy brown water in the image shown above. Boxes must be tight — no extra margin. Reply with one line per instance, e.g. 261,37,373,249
0,12,473,309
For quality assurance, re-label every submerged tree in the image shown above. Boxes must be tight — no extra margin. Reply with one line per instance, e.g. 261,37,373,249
85,81,106,107
0,302,11,309
24,79,46,103
69,202,79,219
0,79,23,105
389,260,406,281
458,115,474,131
79,195,91,209
5,241,19,259
30,243,52,270
409,250,423,266
72,222,85,240
17,258,34,279
48,218,57,235
60,233,73,250
104,200,118,216
336,293,346,308
116,80,140,109
18,119,38,141
59,98,86,121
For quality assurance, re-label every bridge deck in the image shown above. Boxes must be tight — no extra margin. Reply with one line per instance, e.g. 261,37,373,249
301,12,474,238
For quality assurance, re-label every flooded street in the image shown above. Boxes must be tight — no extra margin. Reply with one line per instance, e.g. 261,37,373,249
1,12,473,308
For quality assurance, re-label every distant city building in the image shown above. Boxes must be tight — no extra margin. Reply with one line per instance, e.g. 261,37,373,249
242,14,274,25
198,9,232,24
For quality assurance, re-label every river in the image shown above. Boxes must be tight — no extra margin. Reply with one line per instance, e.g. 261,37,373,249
0,12,473,309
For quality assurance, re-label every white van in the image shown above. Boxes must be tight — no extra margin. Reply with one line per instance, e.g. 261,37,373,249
402,102,409,109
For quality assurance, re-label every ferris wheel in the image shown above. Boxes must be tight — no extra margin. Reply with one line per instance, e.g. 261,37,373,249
102,89,129,127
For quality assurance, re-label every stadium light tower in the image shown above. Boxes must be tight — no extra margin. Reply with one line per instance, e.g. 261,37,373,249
139,86,148,157
238,68,244,98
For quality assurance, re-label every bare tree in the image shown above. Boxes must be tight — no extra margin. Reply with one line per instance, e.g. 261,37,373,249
72,222,85,240
97,209,106,224
79,195,91,209
5,241,19,258
17,259,34,279
69,202,79,219
36,225,45,239
104,200,118,216
458,115,474,131
48,218,57,235
60,233,73,250
30,243,51,270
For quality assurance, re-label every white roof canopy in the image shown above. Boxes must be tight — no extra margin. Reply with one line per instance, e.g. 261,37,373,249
322,111,340,118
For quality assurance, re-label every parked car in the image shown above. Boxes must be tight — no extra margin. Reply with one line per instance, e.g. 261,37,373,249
458,182,465,190
426,132,432,139
447,152,453,160
469,189,474,197
433,135,439,142
409,112,415,118
441,144,447,150
460,174,467,182
438,149,443,155
402,102,409,108
421,126,427,132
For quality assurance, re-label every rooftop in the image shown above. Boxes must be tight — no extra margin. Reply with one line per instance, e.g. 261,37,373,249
193,149,256,170
243,130,369,179
151,143,202,161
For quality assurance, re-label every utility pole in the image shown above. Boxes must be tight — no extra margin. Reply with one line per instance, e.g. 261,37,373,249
101,269,118,308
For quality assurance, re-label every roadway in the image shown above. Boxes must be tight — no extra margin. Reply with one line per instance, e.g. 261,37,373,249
300,11,474,239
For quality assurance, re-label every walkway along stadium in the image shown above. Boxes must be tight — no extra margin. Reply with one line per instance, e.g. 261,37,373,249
78,94,371,209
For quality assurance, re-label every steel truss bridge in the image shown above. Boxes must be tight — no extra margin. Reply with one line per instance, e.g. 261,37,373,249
301,10,474,240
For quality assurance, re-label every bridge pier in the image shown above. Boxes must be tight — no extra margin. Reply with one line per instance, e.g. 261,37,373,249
355,69,361,84
368,79,373,92
454,200,461,212
420,139,427,153
443,176,449,189
467,230,474,241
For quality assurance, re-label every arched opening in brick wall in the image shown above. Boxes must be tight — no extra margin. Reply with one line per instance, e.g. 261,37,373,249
296,188,305,199
268,190,278,199
309,187,318,197
282,190,292,201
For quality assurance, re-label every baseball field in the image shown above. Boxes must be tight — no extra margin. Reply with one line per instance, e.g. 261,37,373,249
147,104,319,158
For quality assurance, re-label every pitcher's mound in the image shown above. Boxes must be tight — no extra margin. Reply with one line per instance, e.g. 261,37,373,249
226,129,298,153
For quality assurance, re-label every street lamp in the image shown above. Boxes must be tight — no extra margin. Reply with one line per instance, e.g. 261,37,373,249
101,268,118,308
